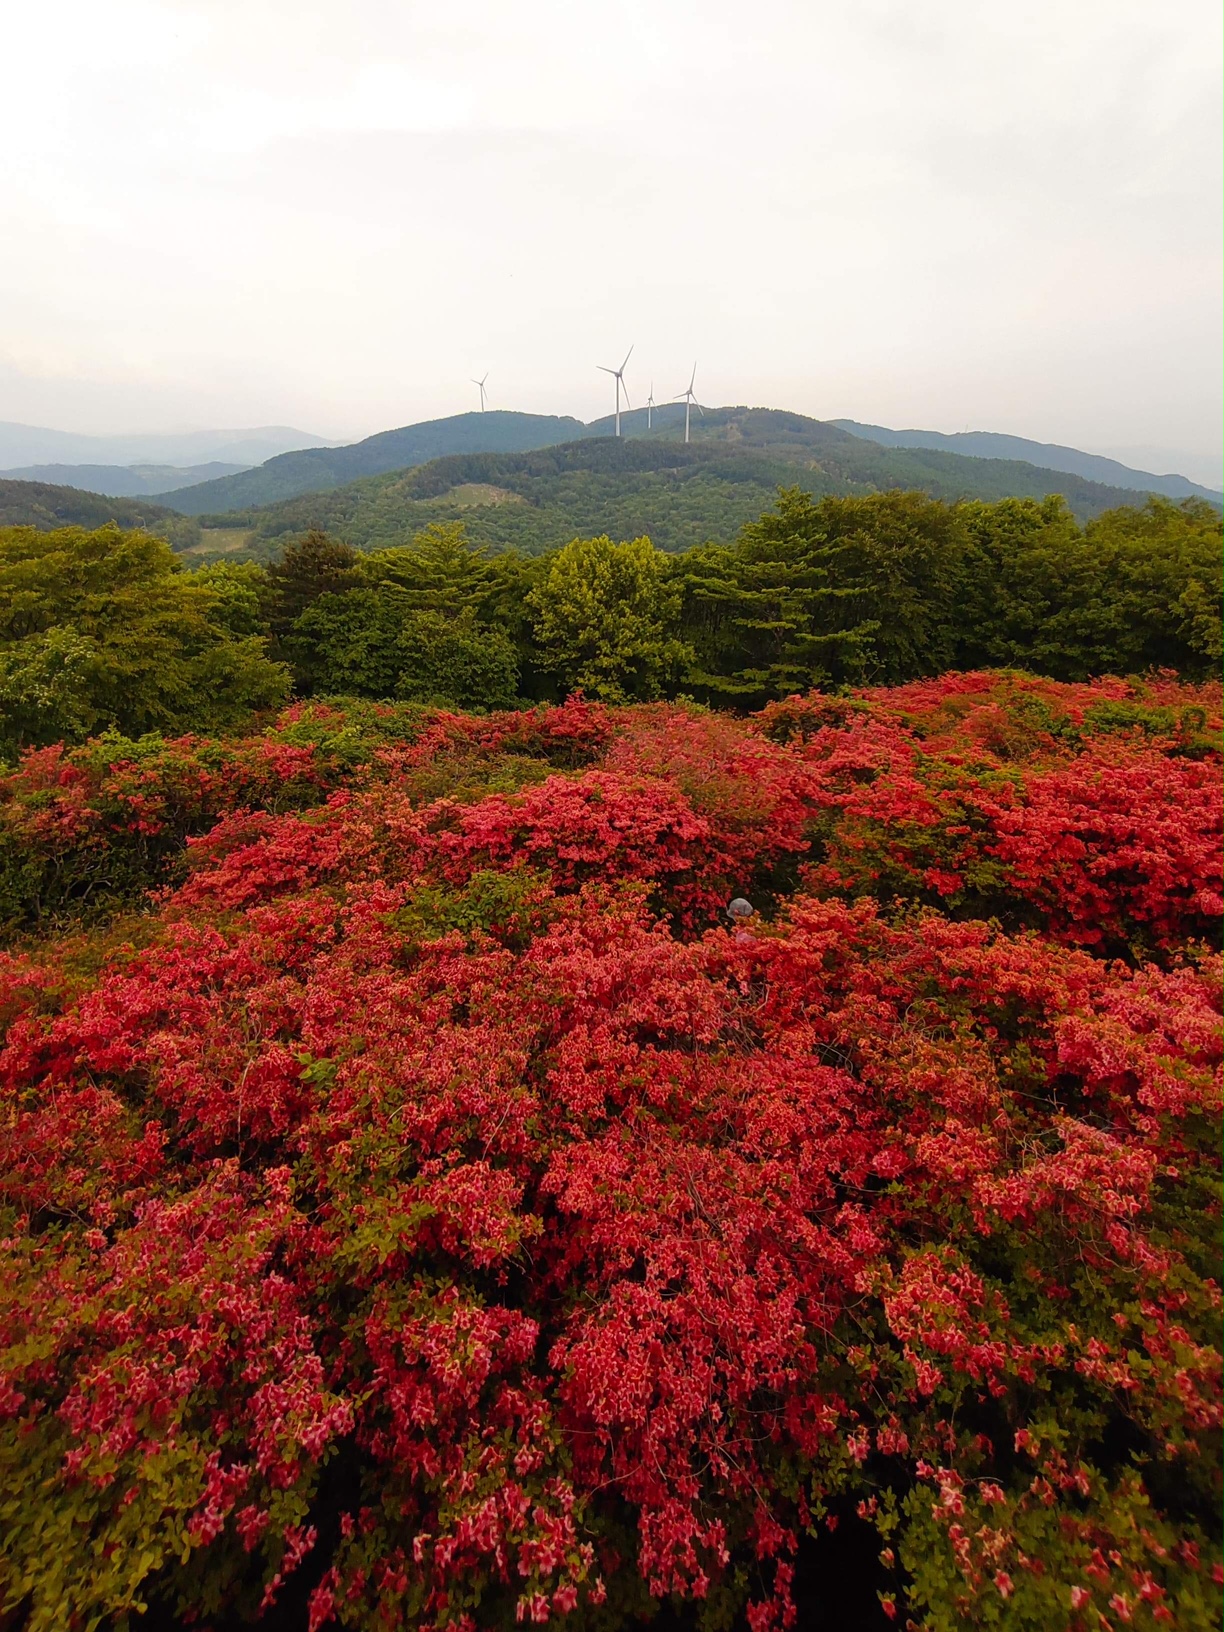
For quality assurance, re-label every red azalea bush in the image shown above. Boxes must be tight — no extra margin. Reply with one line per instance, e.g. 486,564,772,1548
0,697,613,937
761,671,1222,952
0,672,1220,1632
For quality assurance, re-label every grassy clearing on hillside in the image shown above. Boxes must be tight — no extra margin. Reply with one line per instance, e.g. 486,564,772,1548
191,525,256,555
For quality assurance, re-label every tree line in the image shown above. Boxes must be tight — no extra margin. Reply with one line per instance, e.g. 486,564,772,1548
0,487,1218,752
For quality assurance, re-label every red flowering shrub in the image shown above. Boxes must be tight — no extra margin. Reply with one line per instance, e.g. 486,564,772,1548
0,697,611,938
0,673,1219,1631
764,671,1222,953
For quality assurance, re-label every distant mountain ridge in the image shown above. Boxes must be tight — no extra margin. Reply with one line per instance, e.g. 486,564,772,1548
159,412,589,515
166,412,1172,564
153,405,1221,518
2,408,1213,570
6,410,1216,512
832,420,1222,504
0,462,250,497
0,421,329,469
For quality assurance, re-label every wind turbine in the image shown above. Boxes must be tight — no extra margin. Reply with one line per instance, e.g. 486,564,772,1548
675,363,703,444
647,382,656,431
471,372,489,412
597,345,633,437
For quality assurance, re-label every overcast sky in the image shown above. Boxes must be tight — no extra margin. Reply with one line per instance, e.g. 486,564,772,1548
2,0,1220,480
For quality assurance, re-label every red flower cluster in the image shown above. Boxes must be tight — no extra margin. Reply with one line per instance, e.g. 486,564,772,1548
0,673,1219,1631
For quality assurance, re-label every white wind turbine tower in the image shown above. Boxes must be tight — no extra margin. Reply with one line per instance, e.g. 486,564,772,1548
675,363,703,444
471,372,489,412
597,346,633,436
646,382,657,430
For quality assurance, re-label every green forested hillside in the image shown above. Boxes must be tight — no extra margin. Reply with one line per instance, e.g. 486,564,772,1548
1,492,1217,761
1,409,1197,571
624,407,1200,508
184,422,1162,562
160,405,1184,531
158,410,588,514
0,478,200,549
193,442,789,558
832,418,1223,502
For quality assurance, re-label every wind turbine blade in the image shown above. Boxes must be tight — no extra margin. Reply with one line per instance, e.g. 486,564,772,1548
597,365,616,376
688,363,697,392
696,401,705,417
621,385,631,408
621,345,634,371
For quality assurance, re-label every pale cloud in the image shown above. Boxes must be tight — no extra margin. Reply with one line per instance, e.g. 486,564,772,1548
1,0,1219,478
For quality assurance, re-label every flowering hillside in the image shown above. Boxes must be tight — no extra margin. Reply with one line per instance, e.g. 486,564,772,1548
1,672,1220,1632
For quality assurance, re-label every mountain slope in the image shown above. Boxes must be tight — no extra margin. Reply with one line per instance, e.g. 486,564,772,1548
163,403,1208,527
0,478,199,549
181,423,1164,562
676,409,1186,509
158,411,589,514
832,419,1222,503
1,462,250,497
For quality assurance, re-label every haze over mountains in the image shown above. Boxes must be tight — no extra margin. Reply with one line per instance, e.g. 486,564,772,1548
832,423,1222,503
159,410,1188,563
143,406,1222,519
1,406,1217,566
3,408,1217,517
0,422,331,504
0,462,252,498
0,422,329,468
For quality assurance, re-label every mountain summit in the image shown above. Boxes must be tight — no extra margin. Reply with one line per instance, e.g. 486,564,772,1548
158,412,587,515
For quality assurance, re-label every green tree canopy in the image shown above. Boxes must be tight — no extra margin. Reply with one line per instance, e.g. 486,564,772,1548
0,525,288,753
360,522,500,615
527,535,692,702
395,611,518,708
293,589,518,708
674,488,967,703
955,495,1222,679
265,529,363,639
190,560,272,636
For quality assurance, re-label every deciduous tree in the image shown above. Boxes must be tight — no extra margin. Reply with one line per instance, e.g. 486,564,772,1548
528,534,692,701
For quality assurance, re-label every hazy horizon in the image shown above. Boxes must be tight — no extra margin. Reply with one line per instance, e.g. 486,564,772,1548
3,0,1220,482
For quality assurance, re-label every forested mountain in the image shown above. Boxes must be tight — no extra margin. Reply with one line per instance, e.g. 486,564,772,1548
159,410,588,513
833,418,1223,502
193,440,788,557
0,461,249,497
0,477,199,549
156,404,1209,522
0,412,1184,573
183,424,1159,561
